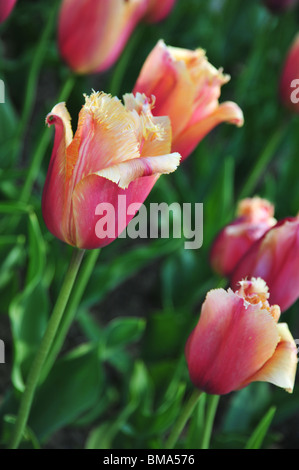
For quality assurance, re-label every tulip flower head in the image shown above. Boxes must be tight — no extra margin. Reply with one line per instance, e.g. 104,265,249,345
185,278,297,395
231,216,299,312
133,40,244,160
280,33,299,112
0,0,17,23
42,91,181,249
58,0,148,74
210,197,276,277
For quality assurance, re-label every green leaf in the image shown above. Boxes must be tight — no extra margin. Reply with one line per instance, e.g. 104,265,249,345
244,406,276,449
29,345,104,441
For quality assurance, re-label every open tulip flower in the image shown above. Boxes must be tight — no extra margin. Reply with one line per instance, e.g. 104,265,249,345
0,0,17,23
210,197,277,277
133,40,244,160
42,91,181,249
185,278,297,396
231,217,299,313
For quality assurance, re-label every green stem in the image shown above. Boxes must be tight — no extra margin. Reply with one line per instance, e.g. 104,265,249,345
200,394,220,450
41,249,101,382
20,74,76,203
11,2,59,163
9,248,85,449
165,389,203,449
238,125,287,200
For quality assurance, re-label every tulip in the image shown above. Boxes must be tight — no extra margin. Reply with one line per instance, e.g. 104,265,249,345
58,0,149,74
263,0,298,13
210,197,276,277
280,33,299,112
185,278,297,395
42,91,181,249
0,0,17,23
144,0,176,22
230,217,299,312
133,40,244,160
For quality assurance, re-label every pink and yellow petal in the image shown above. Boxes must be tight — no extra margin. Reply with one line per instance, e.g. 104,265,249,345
185,289,280,395
242,323,297,392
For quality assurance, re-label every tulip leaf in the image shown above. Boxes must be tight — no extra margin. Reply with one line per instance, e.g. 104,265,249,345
244,406,276,449
28,344,104,441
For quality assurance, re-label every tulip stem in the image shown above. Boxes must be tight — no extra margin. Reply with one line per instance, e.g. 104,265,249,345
9,248,85,449
200,394,220,449
165,389,203,449
40,249,101,382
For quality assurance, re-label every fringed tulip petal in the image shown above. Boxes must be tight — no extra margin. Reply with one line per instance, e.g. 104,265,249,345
185,288,279,395
210,197,276,277
172,101,244,159
231,218,299,312
243,323,297,393
42,103,73,243
185,278,297,395
134,40,244,160
42,91,181,249
94,153,180,189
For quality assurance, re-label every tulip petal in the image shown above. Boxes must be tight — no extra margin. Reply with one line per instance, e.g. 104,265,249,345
94,153,181,189
185,288,279,395
242,323,297,392
71,173,159,249
42,102,73,243
173,101,244,159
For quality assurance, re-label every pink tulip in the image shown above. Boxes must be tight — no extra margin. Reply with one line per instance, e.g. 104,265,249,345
210,197,276,277
231,217,299,312
144,0,176,22
263,0,298,13
133,40,244,160
0,0,17,23
185,278,297,395
58,0,148,74
280,33,299,112
42,92,181,249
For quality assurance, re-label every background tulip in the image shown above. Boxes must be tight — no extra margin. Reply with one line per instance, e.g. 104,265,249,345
185,278,297,395
231,217,299,312
42,92,181,249
263,0,298,13
144,0,176,22
210,197,276,277
0,0,17,23
280,33,299,112
133,40,244,160
58,0,148,74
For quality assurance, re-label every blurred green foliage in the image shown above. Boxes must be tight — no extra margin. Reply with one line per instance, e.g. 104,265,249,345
1,0,299,449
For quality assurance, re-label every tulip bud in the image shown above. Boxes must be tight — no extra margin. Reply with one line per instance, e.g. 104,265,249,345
58,0,148,74
0,0,17,23
133,40,244,160
144,0,176,22
42,92,181,249
280,33,299,112
185,278,297,395
210,197,276,277
231,217,299,312
263,0,298,13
